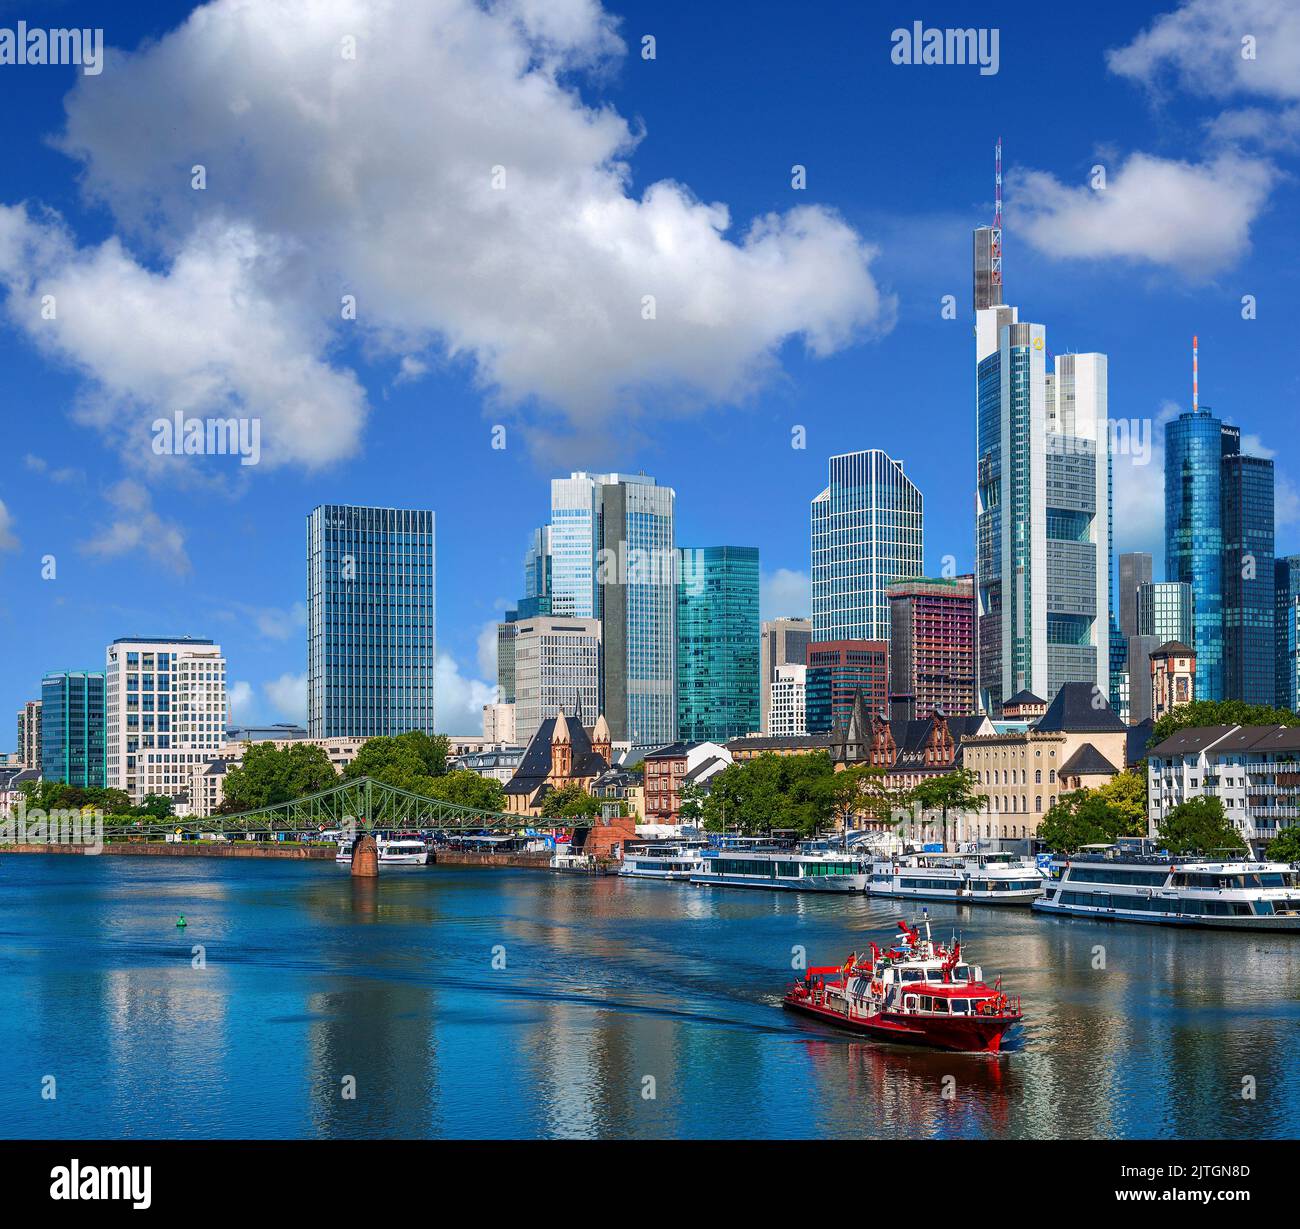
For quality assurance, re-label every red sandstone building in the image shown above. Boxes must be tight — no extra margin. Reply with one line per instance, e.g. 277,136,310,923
805,640,888,733
886,575,975,722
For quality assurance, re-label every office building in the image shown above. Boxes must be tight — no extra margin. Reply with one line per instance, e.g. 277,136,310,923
105,638,227,803
886,575,975,721
811,450,923,644
307,504,437,738
974,208,1110,714
16,699,41,771
40,672,106,788
760,617,812,733
676,546,760,742
1221,438,1275,704
769,664,808,737
497,616,517,704
1118,552,1152,638
806,640,888,734
482,702,517,744
1278,556,1300,711
512,616,602,746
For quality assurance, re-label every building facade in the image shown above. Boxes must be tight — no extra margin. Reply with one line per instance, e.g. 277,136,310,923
105,639,226,802
641,741,732,823
512,616,602,747
760,617,811,734
1276,556,1300,711
40,672,106,788
806,640,888,734
974,246,1110,714
307,504,436,738
1127,580,1195,724
1150,641,1196,722
811,450,923,644
768,663,808,737
886,575,975,721
1221,441,1275,705
676,546,760,742
482,702,517,744
1118,552,1153,638
16,700,41,771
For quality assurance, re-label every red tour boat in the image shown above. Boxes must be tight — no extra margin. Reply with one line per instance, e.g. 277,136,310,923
783,917,1022,1053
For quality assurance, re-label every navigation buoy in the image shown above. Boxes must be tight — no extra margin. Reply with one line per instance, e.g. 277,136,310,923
176,915,187,928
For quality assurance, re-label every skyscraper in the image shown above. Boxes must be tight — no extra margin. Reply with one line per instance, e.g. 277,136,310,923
886,575,975,721
512,616,602,746
41,671,106,788
542,473,677,747
1118,552,1152,638
1165,398,1274,703
676,546,760,742
1127,580,1196,725
16,699,41,771
811,450,923,643
307,504,436,738
1276,556,1300,711
806,640,888,733
760,617,812,734
105,638,227,802
974,270,1110,712
769,664,808,737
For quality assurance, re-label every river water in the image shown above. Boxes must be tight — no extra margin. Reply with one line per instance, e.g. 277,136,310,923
2,854,1298,1139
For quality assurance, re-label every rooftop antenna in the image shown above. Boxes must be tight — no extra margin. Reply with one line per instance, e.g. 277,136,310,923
1192,334,1199,413
991,137,1003,294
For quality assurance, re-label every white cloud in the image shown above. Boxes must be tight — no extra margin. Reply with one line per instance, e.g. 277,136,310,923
227,680,256,724
476,620,500,681
0,498,17,552
228,601,307,641
1278,473,1300,530
761,568,810,622
436,653,497,735
1012,152,1275,277
1107,0,1300,102
263,672,308,724
0,0,891,462
79,479,191,573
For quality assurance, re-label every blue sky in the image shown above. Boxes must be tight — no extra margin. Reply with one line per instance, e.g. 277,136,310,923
1,0,1298,735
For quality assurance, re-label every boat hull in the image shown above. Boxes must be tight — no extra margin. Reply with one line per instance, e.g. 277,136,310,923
783,994,1019,1053
692,874,866,893
1034,899,1300,930
869,886,1042,905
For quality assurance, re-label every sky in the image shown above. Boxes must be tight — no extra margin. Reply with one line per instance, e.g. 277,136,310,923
1,0,1297,736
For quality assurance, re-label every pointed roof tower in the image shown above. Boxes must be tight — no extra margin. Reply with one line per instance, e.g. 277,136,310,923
552,708,571,744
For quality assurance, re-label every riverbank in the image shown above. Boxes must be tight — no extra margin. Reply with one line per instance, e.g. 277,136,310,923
0,841,337,859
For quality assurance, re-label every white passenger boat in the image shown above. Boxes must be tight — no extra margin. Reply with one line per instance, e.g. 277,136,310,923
868,851,1045,904
619,842,711,881
690,839,868,893
335,836,429,865
1034,842,1300,929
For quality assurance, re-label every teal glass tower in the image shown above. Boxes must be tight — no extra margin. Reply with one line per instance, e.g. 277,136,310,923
676,546,760,742
1276,556,1300,711
41,671,107,787
307,504,437,738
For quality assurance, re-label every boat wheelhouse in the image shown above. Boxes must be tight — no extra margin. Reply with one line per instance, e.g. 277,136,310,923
690,837,868,893
868,851,1045,904
783,918,1022,1052
1034,842,1300,929
619,842,711,881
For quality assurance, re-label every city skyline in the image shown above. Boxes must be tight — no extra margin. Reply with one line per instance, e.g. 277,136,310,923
2,0,1299,738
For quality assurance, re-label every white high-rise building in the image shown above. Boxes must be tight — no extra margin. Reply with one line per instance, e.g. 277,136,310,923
482,702,517,744
513,616,602,746
973,225,1110,713
768,663,808,737
106,637,227,803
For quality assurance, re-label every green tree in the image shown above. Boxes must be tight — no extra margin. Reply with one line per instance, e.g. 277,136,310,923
1265,828,1300,863
908,769,982,849
539,782,603,820
678,779,708,823
699,752,838,838
342,734,443,793
1151,699,1298,746
224,741,338,809
1037,789,1131,853
135,794,175,820
1156,796,1247,855
1096,770,1147,831
423,770,506,813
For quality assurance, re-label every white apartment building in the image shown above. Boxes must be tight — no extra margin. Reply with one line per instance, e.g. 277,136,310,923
106,638,227,803
768,663,808,738
482,702,517,743
1147,724,1300,854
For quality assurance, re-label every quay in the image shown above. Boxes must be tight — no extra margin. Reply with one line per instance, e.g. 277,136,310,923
0,841,337,859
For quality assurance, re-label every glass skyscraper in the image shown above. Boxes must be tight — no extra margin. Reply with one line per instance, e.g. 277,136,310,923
307,504,437,738
1164,410,1274,702
1275,556,1300,711
41,671,107,788
676,546,760,742
811,450,923,644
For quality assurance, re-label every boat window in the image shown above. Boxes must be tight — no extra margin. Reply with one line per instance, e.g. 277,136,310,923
932,999,948,1013
950,966,970,981
905,996,918,1010
901,969,923,982
951,1000,969,1014
920,996,932,1011
926,970,944,982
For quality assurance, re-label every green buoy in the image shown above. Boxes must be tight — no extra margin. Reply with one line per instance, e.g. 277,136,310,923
177,915,187,928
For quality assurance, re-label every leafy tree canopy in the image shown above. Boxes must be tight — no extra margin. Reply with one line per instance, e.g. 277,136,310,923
1156,796,1247,856
699,752,841,837
539,782,603,820
341,731,450,792
1096,770,1148,830
224,741,338,810
423,770,506,813
1265,828,1300,864
1037,789,1139,853
1151,700,1298,746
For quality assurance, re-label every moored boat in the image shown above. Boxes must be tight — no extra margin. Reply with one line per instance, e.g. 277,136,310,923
782,918,1022,1052
690,837,868,893
869,850,1045,904
619,841,710,881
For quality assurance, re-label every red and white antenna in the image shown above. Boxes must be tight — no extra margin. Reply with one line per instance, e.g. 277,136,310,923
991,137,1003,289
1192,334,1199,413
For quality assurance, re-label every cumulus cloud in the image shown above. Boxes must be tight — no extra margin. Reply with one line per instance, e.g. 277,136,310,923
224,601,308,641
476,620,500,681
1011,152,1275,276
0,498,17,552
761,568,810,621
1111,400,1180,562
1107,0,1300,101
0,0,891,467
227,680,256,723
263,672,308,725
437,653,497,735
79,479,191,573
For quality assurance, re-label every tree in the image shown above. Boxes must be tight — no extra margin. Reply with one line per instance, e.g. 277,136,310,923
224,742,338,809
698,752,839,837
423,770,505,813
1096,771,1147,831
1265,828,1300,864
678,779,708,823
1151,700,1298,746
1036,789,1132,853
539,782,603,820
1157,796,1247,855
342,734,445,793
136,794,175,820
908,769,982,849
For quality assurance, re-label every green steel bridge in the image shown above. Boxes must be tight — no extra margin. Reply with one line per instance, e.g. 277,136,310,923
105,777,525,841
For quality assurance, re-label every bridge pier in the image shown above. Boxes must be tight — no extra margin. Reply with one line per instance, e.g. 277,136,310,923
351,833,379,877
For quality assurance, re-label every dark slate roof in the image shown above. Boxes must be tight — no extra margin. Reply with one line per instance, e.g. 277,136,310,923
1126,719,1156,767
1035,682,1127,733
1059,743,1120,778
726,734,832,752
684,756,725,783
503,716,609,795
1147,725,1241,758
643,742,694,761
1152,640,1193,656
1004,690,1045,706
